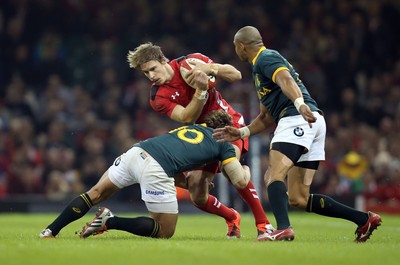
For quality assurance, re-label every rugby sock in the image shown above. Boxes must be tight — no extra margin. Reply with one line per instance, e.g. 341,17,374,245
194,195,237,221
106,216,160,237
267,181,291,229
306,194,369,226
236,180,269,225
47,193,93,236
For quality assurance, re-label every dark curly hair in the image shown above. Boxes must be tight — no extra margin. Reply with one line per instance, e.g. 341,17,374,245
203,110,232,129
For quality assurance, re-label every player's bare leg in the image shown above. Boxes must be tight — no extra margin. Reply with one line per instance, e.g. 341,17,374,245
229,145,273,238
149,212,178,238
39,171,118,238
289,165,381,242
287,166,312,209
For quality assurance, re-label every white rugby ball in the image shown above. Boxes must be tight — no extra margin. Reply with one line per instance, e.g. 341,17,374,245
179,58,216,89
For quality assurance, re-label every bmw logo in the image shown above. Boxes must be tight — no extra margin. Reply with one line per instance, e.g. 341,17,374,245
293,127,304,137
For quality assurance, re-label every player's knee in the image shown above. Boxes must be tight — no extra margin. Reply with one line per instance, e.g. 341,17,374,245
188,184,208,205
190,194,208,206
227,165,250,189
232,178,247,189
157,227,175,239
188,179,209,206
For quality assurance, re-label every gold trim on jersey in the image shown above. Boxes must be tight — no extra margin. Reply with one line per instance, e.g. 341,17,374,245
221,157,236,166
272,66,289,83
252,46,267,65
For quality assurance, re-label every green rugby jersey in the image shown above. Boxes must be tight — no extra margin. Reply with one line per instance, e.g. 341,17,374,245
138,124,236,177
251,46,320,123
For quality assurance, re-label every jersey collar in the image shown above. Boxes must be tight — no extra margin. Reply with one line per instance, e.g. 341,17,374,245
252,46,267,65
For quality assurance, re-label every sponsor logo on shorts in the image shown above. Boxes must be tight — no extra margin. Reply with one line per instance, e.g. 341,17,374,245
146,190,165,196
293,127,304,137
140,151,148,160
114,156,121,166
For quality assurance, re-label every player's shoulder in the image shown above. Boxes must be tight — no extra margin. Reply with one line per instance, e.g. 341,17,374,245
256,48,285,66
150,84,177,102
258,48,282,60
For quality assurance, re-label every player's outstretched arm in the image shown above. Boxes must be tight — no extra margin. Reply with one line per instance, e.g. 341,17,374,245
213,126,241,142
187,61,242,83
213,104,274,142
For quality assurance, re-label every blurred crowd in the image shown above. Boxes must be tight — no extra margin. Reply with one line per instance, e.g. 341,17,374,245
0,0,399,210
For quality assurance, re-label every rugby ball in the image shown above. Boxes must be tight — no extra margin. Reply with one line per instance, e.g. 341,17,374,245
179,58,216,89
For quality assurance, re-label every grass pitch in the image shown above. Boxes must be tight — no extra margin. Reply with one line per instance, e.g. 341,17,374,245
0,211,399,265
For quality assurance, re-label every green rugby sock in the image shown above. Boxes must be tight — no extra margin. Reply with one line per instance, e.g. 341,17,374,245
48,193,93,235
306,194,368,226
267,181,291,229
106,216,160,237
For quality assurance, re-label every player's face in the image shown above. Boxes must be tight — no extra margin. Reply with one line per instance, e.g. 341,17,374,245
140,60,169,85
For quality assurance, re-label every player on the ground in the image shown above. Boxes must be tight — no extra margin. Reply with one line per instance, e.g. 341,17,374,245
127,43,273,240
39,110,252,239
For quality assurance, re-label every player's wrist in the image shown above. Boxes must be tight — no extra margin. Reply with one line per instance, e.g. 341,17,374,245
239,126,250,139
294,97,306,112
209,64,219,76
194,89,208,100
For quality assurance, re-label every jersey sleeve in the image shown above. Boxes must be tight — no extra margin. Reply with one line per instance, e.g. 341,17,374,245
219,142,236,165
259,53,289,83
149,85,178,117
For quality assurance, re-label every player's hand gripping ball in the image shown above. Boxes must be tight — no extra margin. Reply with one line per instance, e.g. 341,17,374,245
179,58,216,89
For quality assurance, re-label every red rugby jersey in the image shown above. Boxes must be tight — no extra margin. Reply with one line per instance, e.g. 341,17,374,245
149,53,245,128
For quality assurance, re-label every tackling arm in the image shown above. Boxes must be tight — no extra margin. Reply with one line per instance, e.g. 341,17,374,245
247,104,275,135
212,103,274,142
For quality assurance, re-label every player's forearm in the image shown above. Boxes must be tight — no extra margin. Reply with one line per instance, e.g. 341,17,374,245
247,113,270,136
209,63,242,82
278,76,303,102
280,78,308,113
178,94,206,124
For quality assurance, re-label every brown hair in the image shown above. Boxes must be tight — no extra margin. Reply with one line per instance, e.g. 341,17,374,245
127,42,165,69
203,110,233,129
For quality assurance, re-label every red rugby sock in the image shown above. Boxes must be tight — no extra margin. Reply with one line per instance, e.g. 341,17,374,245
237,180,270,225
195,195,236,221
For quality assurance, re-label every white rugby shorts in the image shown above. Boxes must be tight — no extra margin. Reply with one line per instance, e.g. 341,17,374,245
108,146,178,214
271,112,326,162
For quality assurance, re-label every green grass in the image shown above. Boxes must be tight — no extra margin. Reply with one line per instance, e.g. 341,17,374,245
0,212,399,265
